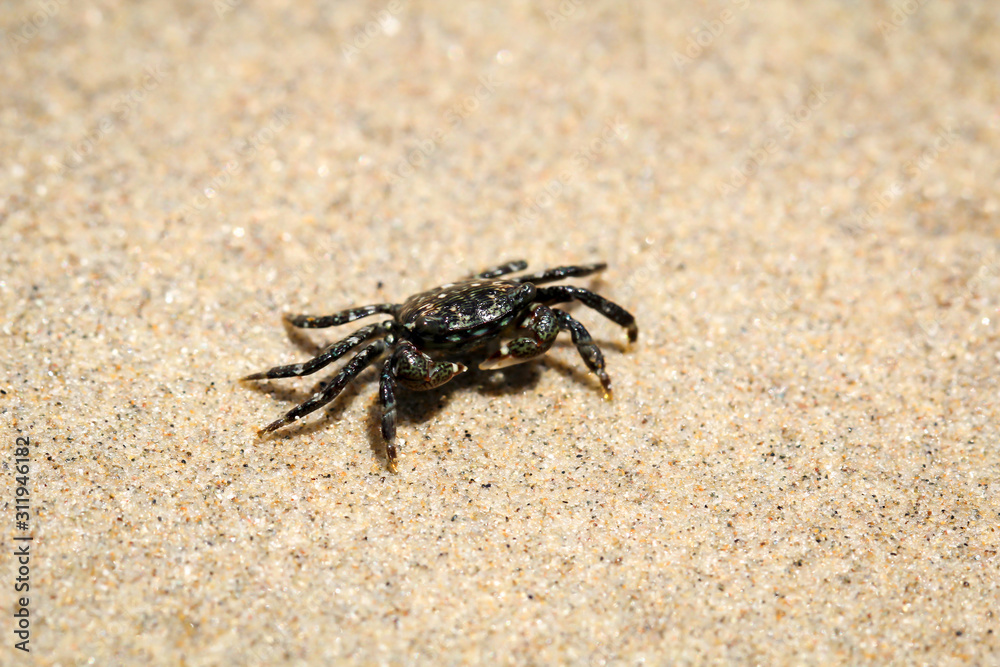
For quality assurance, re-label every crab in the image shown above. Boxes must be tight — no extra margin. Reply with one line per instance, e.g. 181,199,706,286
242,260,638,469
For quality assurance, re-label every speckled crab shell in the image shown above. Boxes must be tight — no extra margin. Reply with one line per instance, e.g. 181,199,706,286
398,279,537,351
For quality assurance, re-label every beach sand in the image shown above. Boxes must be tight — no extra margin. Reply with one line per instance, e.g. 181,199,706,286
2,1,998,663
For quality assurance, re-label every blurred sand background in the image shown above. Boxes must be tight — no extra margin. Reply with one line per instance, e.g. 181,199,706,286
2,0,999,664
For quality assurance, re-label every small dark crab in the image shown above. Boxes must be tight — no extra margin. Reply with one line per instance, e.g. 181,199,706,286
242,260,638,469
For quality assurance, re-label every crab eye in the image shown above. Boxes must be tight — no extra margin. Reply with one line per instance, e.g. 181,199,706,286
519,283,537,301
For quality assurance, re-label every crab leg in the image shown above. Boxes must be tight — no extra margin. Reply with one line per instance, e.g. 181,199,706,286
551,309,613,399
256,340,387,434
513,262,606,286
469,260,528,280
241,321,391,380
379,358,399,463
285,304,397,329
380,340,466,468
535,285,638,342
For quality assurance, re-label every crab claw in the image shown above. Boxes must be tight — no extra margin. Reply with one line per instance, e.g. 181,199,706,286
479,344,536,370
479,305,560,371
396,355,467,391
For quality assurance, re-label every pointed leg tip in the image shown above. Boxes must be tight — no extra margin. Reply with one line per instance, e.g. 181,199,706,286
627,325,639,343
283,313,313,328
258,418,288,436
600,376,613,401
240,373,263,382
386,447,399,472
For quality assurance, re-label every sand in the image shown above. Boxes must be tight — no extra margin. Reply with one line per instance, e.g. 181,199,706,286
2,1,998,664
